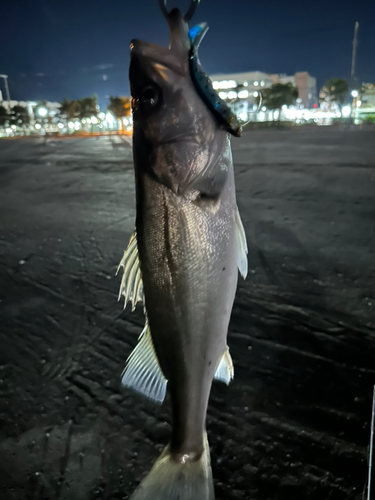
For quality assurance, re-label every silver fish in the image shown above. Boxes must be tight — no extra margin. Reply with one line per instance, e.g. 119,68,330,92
117,2,248,499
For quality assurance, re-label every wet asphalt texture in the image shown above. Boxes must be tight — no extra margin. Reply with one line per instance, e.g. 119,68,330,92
0,128,374,500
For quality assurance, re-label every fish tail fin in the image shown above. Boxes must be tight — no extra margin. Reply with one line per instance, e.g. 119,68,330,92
130,433,214,500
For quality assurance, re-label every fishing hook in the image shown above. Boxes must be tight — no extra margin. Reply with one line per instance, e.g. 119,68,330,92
159,0,200,22
240,91,263,128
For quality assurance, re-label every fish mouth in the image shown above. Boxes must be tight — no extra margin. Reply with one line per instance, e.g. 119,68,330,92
130,39,187,77
129,7,191,77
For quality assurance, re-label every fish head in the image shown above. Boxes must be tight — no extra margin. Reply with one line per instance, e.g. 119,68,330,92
130,8,238,195
131,11,215,140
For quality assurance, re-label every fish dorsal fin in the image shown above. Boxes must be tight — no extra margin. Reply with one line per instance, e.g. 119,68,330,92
116,230,144,311
214,347,234,385
121,322,168,404
235,207,248,279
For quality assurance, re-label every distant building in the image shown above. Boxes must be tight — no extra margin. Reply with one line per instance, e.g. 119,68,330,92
272,72,317,109
358,83,375,111
209,70,318,119
210,71,274,92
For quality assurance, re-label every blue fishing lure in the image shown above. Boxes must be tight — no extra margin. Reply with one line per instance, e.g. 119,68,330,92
188,24,242,137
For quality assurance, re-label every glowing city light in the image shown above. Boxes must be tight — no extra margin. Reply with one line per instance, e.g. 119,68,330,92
91,116,98,124
38,107,48,117
35,123,41,130
58,123,64,129
98,112,106,120
238,90,249,99
342,106,351,117
351,90,359,98
253,81,259,86
356,100,361,107
212,80,237,90
283,108,297,119
68,122,74,129
218,92,227,99
6,128,12,134
227,91,237,99
253,91,259,97
106,113,115,123
243,82,248,87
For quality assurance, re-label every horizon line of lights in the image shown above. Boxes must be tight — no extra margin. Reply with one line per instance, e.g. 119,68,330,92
218,90,260,100
212,80,237,89
213,79,267,90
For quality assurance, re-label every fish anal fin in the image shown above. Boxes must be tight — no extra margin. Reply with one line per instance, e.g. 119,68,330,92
214,347,234,385
121,322,167,405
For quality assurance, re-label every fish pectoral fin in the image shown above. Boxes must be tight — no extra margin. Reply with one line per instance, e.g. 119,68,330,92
214,347,234,385
235,207,248,279
121,322,167,405
116,230,144,311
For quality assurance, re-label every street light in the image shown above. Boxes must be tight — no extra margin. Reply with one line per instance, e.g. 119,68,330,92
351,90,359,98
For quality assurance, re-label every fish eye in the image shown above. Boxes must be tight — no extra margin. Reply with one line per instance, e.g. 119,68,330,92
142,86,159,108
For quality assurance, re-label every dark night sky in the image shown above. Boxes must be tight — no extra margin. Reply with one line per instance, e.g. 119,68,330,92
1,0,374,109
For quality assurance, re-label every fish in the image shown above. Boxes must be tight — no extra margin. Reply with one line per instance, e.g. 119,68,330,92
116,2,248,499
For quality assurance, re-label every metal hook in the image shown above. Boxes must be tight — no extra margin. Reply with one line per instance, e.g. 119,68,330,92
235,92,263,129
159,0,200,22
242,92,263,127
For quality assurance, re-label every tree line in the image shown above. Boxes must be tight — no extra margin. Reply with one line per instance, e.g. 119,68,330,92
0,104,30,130
255,78,351,118
0,77,356,132
0,95,131,132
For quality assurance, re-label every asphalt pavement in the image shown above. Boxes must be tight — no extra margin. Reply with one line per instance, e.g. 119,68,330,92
0,128,374,500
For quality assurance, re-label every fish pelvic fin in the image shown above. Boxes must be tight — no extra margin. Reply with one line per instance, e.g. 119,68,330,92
121,321,167,405
129,433,214,500
116,230,144,311
214,347,234,385
235,207,248,279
